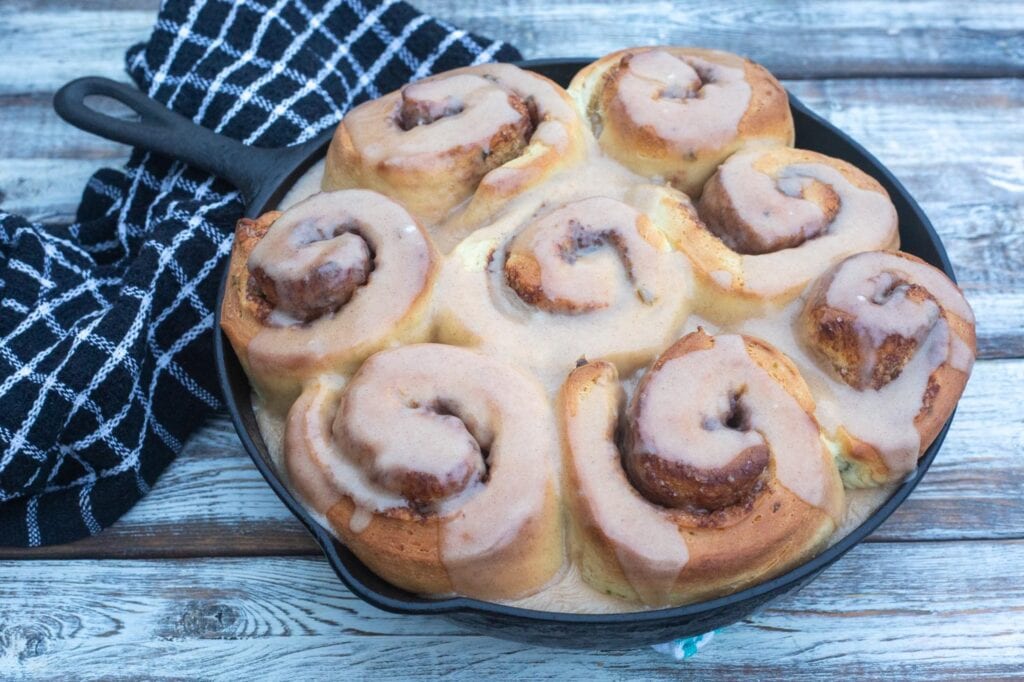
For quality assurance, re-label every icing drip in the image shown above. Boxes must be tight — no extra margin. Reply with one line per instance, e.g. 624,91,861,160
564,363,689,605
790,249,974,473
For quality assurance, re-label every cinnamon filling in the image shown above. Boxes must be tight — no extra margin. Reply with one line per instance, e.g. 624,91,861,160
503,197,661,315
622,332,778,517
392,75,536,173
700,163,843,255
248,217,374,324
802,261,942,390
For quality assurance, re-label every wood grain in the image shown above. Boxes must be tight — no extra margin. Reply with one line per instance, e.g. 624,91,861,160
0,541,1022,678
1,0,1022,90
1,1,1021,676
0,358,1019,560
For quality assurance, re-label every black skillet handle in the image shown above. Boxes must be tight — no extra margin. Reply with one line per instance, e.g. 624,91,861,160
54,76,302,206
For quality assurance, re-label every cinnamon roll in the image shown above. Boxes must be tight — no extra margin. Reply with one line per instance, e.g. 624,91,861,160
436,183,696,389
560,330,844,606
220,190,439,409
323,63,585,237
569,47,794,197
673,146,899,320
284,344,563,600
798,251,976,486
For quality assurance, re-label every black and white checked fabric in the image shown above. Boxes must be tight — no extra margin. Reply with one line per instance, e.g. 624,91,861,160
0,0,519,546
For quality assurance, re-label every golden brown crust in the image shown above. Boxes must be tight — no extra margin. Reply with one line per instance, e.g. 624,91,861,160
799,251,977,484
559,345,843,606
220,212,280,377
283,347,564,601
570,47,794,197
323,63,585,230
219,192,440,411
327,496,450,595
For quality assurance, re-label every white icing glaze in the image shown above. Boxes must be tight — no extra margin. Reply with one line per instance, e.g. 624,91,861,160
278,158,325,210
348,73,526,166
246,190,435,383
804,252,972,474
283,344,559,594
509,197,662,312
718,163,829,250
233,57,977,614
731,252,974,479
252,366,897,614
436,164,695,392
565,364,688,605
635,335,830,507
326,63,581,229
692,149,899,301
249,215,371,321
610,50,752,152
727,156,898,296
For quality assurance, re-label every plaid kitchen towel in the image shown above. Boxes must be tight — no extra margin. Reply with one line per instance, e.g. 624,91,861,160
0,0,519,546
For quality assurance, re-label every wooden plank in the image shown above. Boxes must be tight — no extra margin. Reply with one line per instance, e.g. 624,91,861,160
0,358,1019,559
422,0,1024,78
0,415,316,560
1,0,1023,95
0,93,132,161
0,8,155,97
0,541,1021,678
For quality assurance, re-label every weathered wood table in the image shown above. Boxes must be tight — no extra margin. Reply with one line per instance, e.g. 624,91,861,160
1,1,1022,678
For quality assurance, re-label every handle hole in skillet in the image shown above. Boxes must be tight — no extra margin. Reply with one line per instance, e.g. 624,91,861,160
82,94,142,123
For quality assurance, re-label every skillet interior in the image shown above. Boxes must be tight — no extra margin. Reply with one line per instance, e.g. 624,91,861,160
213,58,956,648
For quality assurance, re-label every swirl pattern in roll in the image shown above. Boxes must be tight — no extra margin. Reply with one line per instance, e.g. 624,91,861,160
798,251,976,486
671,146,900,318
436,184,696,388
560,330,844,606
220,190,439,408
569,47,794,197
322,63,584,232
284,344,563,600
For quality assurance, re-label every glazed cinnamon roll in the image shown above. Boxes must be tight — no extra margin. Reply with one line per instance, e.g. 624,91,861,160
323,63,585,237
560,330,844,606
673,147,899,320
220,190,439,409
436,184,696,389
285,344,563,600
798,251,976,486
569,47,794,197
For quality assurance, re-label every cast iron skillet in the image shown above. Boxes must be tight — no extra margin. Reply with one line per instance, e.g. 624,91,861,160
54,58,955,649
